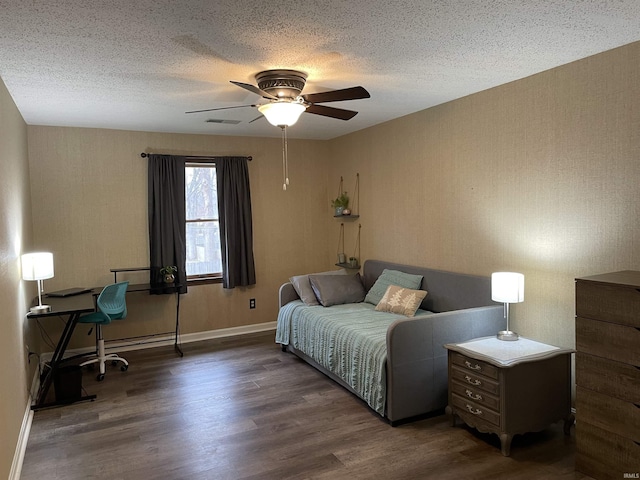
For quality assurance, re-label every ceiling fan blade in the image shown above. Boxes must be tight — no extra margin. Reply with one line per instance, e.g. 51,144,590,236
302,86,370,104
305,104,358,120
185,104,257,114
230,81,279,100
248,115,264,124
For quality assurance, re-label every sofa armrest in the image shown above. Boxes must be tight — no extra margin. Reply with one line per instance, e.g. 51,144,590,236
385,305,504,423
279,282,300,307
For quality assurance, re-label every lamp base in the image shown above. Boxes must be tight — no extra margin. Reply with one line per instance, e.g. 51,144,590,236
30,304,51,314
497,330,519,341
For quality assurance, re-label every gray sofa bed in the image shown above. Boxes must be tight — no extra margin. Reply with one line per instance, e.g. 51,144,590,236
277,259,505,425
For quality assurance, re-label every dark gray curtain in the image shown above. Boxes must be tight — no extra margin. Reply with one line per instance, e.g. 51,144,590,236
148,154,187,294
217,157,256,288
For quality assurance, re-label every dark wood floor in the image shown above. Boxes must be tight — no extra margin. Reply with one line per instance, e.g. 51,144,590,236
22,332,592,480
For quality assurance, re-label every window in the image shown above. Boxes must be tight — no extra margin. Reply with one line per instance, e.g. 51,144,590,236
185,163,222,279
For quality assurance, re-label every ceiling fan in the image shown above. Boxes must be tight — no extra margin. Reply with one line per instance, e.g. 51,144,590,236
185,69,370,126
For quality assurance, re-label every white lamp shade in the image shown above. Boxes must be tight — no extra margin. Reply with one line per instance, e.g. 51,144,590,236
491,272,524,303
258,102,306,127
21,252,54,281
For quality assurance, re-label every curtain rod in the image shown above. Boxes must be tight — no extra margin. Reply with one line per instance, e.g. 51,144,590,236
140,152,252,161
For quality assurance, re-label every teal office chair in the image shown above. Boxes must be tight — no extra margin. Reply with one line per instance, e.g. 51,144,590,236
79,281,130,381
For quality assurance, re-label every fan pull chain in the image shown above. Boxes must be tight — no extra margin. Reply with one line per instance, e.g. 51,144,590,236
281,126,290,190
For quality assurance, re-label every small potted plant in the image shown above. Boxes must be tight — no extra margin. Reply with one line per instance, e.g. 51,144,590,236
331,191,350,216
160,265,177,284
349,256,359,268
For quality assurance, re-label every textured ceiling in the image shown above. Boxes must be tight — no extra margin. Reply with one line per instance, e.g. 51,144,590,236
0,1,639,140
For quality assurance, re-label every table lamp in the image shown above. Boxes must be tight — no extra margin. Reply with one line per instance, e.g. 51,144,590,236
491,272,524,341
22,252,54,314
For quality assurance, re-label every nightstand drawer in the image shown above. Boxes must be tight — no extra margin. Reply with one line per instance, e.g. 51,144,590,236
450,380,500,412
452,393,500,427
450,352,499,380
576,317,640,366
576,280,640,328
450,365,500,396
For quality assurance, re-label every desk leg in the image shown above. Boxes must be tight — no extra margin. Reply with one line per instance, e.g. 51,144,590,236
174,292,183,357
32,313,97,410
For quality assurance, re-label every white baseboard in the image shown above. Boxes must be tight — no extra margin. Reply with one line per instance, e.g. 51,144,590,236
179,321,277,344
40,321,277,364
9,400,34,480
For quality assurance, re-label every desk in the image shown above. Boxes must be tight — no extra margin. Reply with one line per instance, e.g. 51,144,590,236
111,267,183,356
30,279,183,410
28,292,97,410
108,280,183,357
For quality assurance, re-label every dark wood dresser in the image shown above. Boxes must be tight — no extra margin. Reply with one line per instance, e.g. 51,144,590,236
575,271,640,479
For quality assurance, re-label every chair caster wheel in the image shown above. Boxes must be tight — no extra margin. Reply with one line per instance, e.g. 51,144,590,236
97,374,105,381
111,360,118,366
121,365,128,372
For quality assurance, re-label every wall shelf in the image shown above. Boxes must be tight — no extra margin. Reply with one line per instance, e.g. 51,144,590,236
335,174,361,268
335,262,360,269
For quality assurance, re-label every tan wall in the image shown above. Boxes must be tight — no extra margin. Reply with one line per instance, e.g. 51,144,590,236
329,41,640,350
27,126,332,348
0,77,36,478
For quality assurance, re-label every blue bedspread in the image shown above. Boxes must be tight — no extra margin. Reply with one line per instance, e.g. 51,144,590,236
276,300,431,416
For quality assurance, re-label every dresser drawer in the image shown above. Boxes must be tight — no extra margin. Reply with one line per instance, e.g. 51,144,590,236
576,317,640,366
450,380,500,412
576,420,640,480
576,352,640,404
576,386,639,441
452,393,500,427
450,365,500,396
450,352,499,380
576,279,640,328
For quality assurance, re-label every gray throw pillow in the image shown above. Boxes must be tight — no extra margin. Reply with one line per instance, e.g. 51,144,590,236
309,273,366,307
290,269,347,306
364,269,423,305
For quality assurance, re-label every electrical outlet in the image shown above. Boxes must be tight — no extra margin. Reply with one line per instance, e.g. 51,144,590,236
249,298,256,309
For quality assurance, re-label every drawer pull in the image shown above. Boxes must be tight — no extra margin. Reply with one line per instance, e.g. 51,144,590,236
465,389,483,401
464,375,482,386
465,404,483,416
464,360,482,371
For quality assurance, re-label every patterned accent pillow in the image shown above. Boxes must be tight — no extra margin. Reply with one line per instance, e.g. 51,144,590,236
364,269,423,305
375,285,428,317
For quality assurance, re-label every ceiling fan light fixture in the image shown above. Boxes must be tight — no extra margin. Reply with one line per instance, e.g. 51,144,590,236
258,102,307,127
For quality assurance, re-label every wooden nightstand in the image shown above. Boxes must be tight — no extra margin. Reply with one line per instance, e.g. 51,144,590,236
444,336,574,456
